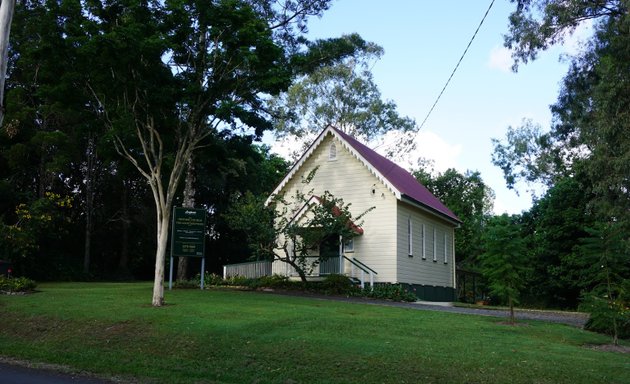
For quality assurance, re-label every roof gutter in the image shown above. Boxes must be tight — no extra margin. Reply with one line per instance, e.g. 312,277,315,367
400,195,461,228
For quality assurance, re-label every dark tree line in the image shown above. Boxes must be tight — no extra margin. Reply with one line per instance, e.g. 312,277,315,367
0,0,373,289
487,0,630,341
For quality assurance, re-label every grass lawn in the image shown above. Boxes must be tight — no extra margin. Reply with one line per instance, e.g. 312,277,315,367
0,282,628,384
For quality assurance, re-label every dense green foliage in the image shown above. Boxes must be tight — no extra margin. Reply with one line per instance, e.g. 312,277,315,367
577,224,630,344
0,275,36,293
490,0,630,339
0,0,376,283
0,283,628,384
269,38,416,157
479,214,530,323
520,177,595,308
179,273,416,301
581,285,630,341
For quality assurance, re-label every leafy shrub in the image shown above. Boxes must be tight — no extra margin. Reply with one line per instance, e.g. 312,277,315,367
195,272,416,302
203,273,225,287
173,279,200,289
173,273,227,289
224,275,253,287
0,276,37,293
255,274,291,289
364,284,417,302
580,291,630,340
322,274,360,295
216,274,292,290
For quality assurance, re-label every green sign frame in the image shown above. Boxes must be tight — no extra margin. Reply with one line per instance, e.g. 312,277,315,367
171,207,206,258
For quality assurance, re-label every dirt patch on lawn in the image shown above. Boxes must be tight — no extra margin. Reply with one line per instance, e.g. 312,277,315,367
585,344,630,354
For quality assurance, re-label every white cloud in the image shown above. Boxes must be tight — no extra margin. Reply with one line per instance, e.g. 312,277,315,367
375,129,462,173
561,19,594,57
412,130,462,171
264,129,462,175
487,45,513,73
266,132,315,161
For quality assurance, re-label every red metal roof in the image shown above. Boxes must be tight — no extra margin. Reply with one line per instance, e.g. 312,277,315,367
331,127,460,224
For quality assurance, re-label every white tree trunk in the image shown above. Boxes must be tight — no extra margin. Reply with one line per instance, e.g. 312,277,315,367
152,205,171,306
107,105,213,306
113,117,198,306
0,0,15,127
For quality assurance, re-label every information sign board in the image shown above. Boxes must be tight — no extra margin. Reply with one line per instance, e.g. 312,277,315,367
171,207,206,258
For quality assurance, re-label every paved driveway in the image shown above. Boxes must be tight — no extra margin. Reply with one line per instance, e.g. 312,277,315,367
0,361,114,384
265,290,589,328
396,301,588,327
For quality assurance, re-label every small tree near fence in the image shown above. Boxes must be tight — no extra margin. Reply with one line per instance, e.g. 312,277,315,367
480,214,530,324
578,223,630,345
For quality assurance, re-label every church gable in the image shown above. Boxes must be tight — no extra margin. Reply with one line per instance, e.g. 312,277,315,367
268,126,459,227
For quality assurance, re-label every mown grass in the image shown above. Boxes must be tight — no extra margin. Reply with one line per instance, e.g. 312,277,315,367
0,282,628,384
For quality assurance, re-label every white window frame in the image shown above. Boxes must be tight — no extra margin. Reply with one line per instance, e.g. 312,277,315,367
407,217,413,257
421,223,426,260
443,232,448,264
433,227,437,262
343,238,354,253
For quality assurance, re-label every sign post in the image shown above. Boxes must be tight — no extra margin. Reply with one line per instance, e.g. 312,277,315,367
169,207,206,290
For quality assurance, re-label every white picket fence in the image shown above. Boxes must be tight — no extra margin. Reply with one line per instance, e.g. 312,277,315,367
223,256,377,288
222,260,271,279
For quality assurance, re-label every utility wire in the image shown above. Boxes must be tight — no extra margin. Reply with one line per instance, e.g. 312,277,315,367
417,0,495,131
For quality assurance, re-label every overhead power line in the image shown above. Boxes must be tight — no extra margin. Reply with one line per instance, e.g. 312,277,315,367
417,0,495,132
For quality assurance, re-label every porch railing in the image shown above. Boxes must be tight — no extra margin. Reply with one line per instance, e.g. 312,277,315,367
223,260,271,279
344,255,377,289
222,256,377,289
270,256,340,277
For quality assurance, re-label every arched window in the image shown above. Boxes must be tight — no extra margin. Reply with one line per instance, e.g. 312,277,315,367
329,143,337,160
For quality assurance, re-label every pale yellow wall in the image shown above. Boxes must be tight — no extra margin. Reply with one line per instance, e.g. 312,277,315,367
273,133,398,282
396,203,455,288
273,131,456,287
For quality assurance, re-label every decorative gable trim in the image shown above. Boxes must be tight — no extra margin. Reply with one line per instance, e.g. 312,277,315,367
265,128,333,206
266,126,460,226
335,137,402,200
266,126,401,205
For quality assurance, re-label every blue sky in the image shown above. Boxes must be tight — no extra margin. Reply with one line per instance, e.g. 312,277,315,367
269,1,590,214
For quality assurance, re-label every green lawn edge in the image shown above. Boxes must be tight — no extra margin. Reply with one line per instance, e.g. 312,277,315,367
1,282,628,384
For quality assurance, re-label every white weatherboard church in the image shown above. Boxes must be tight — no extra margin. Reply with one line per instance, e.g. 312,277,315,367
265,126,461,301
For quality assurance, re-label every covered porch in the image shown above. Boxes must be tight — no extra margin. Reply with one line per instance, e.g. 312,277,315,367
223,254,377,289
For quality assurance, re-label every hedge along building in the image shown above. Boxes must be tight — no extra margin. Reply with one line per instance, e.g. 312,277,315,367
267,126,461,301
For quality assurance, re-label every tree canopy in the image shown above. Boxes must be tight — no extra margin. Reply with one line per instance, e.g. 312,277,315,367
505,0,627,70
480,214,530,323
269,35,416,158
491,0,630,334
1,0,374,305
